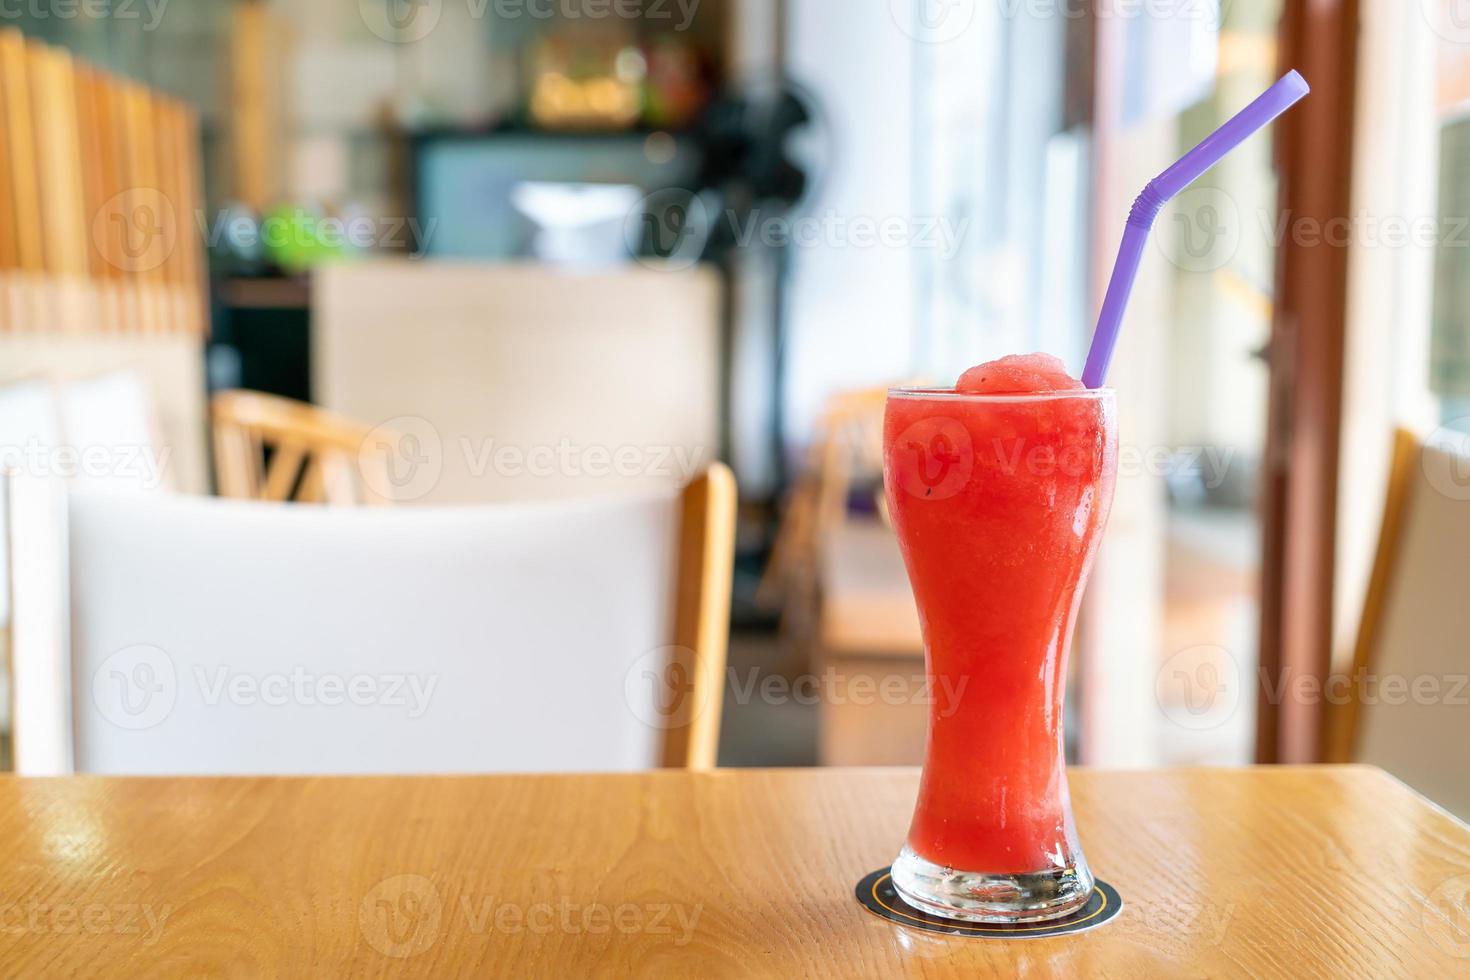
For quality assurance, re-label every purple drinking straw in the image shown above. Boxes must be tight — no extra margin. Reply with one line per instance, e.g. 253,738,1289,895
1082,70,1311,389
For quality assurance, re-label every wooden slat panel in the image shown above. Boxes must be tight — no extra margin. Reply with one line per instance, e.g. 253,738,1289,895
30,43,89,280
152,95,183,334
0,34,16,330
157,99,187,288
0,36,18,279
0,28,43,276
231,0,271,210
0,28,44,331
107,78,140,332
72,63,112,334
154,96,205,337
176,105,207,335
0,34,207,338
121,80,169,334
85,69,125,332
98,70,141,334
74,65,106,280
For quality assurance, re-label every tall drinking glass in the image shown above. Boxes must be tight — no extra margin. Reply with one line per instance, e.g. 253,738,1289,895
883,386,1118,922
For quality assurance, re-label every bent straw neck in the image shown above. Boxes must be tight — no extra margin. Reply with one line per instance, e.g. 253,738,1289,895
1083,70,1310,389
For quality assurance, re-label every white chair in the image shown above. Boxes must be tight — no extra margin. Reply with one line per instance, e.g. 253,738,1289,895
1332,429,1470,819
2,373,164,765
312,260,722,504
0,377,62,454
6,466,735,775
0,379,65,750
57,371,170,493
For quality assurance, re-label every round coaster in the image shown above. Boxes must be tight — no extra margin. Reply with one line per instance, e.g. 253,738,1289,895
855,868,1123,938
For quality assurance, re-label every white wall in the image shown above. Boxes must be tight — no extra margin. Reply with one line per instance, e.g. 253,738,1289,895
781,0,917,448
1336,1,1442,671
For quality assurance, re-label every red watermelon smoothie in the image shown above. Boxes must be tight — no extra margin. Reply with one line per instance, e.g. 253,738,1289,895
883,353,1117,922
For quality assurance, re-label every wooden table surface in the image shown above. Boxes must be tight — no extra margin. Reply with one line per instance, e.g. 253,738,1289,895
1,765,1468,977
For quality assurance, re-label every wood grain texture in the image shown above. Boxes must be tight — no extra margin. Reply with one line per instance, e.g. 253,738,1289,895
175,104,206,336
0,767,1465,977
0,27,43,275
663,461,737,770
1328,428,1420,764
29,42,88,281
211,388,398,505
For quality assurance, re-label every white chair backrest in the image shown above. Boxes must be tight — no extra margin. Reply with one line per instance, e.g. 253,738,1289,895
0,381,65,749
1356,438,1470,818
1,379,61,621
312,260,721,504
60,489,680,775
0,377,61,452
58,371,169,492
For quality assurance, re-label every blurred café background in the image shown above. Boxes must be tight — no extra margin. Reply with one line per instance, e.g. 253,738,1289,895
1,1,1467,814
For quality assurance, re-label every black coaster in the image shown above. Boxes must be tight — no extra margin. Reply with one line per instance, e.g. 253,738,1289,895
855,868,1123,938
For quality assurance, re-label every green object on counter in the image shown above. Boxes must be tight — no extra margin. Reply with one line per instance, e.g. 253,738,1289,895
260,205,350,273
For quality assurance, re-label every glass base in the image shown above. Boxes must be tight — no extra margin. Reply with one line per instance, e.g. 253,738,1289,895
890,844,1095,923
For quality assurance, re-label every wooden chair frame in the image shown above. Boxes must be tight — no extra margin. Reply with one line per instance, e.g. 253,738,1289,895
663,462,736,769
211,390,396,506
1325,428,1421,764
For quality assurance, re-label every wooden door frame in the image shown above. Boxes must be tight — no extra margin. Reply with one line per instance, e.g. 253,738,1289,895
1255,0,1361,763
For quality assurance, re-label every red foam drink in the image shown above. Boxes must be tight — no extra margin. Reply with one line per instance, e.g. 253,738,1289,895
884,353,1117,922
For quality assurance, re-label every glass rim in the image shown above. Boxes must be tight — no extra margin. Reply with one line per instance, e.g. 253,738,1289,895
887,386,1115,403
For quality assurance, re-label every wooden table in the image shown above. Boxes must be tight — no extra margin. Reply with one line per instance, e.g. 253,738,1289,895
1,766,1467,977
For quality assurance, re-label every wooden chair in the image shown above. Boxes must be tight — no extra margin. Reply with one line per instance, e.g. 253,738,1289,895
757,383,928,766
756,384,898,631
212,390,399,506
1327,428,1470,819
0,380,65,769
5,464,735,775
